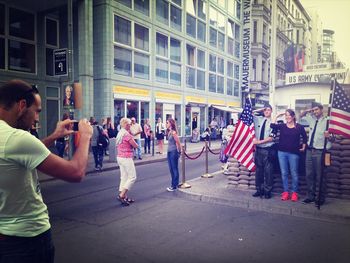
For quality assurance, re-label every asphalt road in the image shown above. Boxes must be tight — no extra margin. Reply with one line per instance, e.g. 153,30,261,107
41,154,350,263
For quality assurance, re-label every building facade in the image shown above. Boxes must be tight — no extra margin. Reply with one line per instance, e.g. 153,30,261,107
0,0,244,139
250,0,311,107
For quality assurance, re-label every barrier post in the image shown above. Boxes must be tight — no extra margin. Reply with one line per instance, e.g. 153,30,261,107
152,136,155,156
179,145,191,189
201,140,213,178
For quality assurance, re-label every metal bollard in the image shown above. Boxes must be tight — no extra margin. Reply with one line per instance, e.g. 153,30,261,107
152,136,155,156
201,140,213,178
109,137,117,162
179,145,191,189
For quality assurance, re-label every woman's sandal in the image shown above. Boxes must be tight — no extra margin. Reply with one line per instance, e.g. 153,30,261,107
117,195,130,206
125,196,135,203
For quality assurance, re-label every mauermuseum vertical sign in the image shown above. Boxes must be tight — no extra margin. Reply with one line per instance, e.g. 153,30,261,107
241,0,252,93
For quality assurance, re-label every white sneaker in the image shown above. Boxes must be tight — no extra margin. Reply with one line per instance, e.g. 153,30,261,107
166,187,175,192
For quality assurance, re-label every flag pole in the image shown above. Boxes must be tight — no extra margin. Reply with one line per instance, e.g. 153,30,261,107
316,78,336,209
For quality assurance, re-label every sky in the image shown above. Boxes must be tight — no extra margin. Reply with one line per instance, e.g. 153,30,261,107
300,0,350,67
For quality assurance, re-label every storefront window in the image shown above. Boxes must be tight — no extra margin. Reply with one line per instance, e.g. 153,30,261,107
141,101,150,131
114,100,125,126
200,107,205,133
127,100,139,119
0,4,4,35
155,103,163,125
175,104,181,136
185,105,191,136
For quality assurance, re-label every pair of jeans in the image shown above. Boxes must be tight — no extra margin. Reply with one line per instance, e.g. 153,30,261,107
254,147,274,194
92,145,104,168
277,151,300,193
134,139,142,158
0,229,54,263
144,137,151,153
167,150,179,189
305,149,325,201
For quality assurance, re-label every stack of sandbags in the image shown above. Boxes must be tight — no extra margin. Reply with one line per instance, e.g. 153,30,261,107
337,138,350,199
224,157,240,186
326,140,342,198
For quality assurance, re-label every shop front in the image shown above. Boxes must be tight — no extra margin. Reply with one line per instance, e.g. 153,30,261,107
154,91,182,136
185,96,207,137
113,86,150,129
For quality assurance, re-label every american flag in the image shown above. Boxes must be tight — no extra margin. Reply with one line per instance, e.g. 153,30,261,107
329,81,350,138
224,99,256,171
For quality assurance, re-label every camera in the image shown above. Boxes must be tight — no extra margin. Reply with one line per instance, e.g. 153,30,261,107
73,121,79,131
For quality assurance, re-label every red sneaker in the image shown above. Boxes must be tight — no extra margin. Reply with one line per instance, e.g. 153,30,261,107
281,191,289,201
291,192,298,202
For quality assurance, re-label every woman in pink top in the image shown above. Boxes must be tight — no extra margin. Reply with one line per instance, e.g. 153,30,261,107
116,118,138,206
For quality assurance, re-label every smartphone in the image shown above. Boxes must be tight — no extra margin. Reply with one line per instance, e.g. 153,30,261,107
73,121,79,131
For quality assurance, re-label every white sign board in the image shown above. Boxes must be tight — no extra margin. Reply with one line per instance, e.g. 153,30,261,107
285,69,349,85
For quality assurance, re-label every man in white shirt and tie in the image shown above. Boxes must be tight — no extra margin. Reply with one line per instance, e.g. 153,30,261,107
300,102,334,205
252,104,276,199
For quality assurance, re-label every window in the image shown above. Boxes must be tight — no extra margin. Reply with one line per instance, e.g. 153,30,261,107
0,38,4,69
0,4,4,35
135,0,150,16
234,64,240,96
209,7,225,51
4,8,36,73
186,14,196,38
186,44,205,90
263,23,267,45
46,18,59,76
135,24,149,51
209,53,225,94
114,16,131,45
46,18,58,46
234,24,240,58
170,5,182,31
156,33,168,57
252,58,256,81
114,16,150,79
236,0,241,19
156,33,181,85
186,0,206,43
157,0,182,32
253,21,257,43
114,46,132,76
134,52,149,79
114,100,125,125
227,61,234,95
227,20,235,56
9,8,35,40
117,0,131,8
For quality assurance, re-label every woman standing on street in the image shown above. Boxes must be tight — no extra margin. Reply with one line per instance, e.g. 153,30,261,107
143,118,151,154
271,109,307,202
156,117,165,154
166,118,182,192
116,118,139,206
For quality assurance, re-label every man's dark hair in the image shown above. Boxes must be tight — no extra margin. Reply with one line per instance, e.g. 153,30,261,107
311,102,323,110
0,80,39,110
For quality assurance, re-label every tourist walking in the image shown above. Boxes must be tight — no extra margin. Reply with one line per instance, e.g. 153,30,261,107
156,117,165,154
116,118,139,206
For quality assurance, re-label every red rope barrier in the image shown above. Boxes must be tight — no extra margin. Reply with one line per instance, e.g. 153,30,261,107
183,146,206,160
207,146,220,155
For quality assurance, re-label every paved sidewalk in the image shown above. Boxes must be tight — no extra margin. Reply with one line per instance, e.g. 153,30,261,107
177,171,350,224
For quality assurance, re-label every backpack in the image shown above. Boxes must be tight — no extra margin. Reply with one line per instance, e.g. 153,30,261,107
97,125,109,149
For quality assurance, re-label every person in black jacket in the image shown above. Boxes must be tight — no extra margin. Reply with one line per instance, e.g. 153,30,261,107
271,109,307,202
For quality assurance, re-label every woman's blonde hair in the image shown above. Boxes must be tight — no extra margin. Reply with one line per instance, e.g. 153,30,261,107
120,117,131,128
